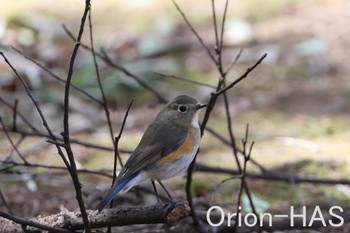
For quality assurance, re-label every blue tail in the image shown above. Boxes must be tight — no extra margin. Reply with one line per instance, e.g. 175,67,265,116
96,172,139,211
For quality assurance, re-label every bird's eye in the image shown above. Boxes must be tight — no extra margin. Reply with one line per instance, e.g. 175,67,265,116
178,105,187,113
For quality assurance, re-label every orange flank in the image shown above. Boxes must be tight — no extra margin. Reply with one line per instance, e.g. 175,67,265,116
159,133,193,162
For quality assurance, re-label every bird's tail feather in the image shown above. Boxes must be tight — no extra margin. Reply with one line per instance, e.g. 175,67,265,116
96,172,139,211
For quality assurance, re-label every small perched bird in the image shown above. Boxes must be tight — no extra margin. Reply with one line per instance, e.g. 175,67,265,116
96,95,207,211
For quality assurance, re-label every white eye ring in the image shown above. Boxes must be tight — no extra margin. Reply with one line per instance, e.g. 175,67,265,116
178,105,187,113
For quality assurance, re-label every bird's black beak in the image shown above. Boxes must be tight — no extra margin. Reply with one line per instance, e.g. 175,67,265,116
195,103,207,110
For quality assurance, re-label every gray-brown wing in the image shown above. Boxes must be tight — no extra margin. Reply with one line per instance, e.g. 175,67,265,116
116,120,188,184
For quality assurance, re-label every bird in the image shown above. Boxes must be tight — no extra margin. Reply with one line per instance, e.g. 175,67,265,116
96,95,207,211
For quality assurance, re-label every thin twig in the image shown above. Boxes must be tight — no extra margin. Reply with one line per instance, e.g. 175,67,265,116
154,72,216,88
0,160,112,178
213,53,267,96
87,8,123,168
0,188,13,214
224,48,243,76
219,0,229,53
222,90,242,172
11,47,103,106
61,0,91,231
211,0,224,76
0,127,132,154
110,99,134,210
171,0,216,64
181,0,262,226
46,139,66,148
0,52,71,168
205,126,267,173
185,149,201,226
196,163,350,185
211,0,220,54
233,125,256,231
12,99,18,131
88,8,113,141
62,24,167,104
4,134,26,163
0,96,39,133
100,49,168,103
1,117,29,165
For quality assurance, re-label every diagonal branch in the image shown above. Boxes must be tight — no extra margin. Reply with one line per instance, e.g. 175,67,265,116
63,24,167,104
11,47,103,106
213,53,267,96
224,48,243,76
0,97,40,133
0,117,29,164
154,72,216,88
172,0,216,64
0,52,71,169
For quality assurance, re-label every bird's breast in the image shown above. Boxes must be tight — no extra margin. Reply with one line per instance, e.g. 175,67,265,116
159,129,197,163
148,128,200,180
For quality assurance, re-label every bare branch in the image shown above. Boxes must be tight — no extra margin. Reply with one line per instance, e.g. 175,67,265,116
110,99,134,209
0,117,29,164
205,126,267,173
0,127,132,154
211,0,220,53
0,52,71,168
195,163,350,185
0,188,13,215
0,202,190,232
11,47,103,106
213,53,267,96
219,0,229,53
171,0,216,64
100,49,168,103
61,0,92,231
88,8,114,145
0,160,112,178
0,97,39,133
11,99,18,131
0,211,73,233
222,90,242,172
154,72,216,88
233,125,257,230
62,24,168,104
224,48,243,76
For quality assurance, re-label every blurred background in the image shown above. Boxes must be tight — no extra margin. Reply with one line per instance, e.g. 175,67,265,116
0,0,349,230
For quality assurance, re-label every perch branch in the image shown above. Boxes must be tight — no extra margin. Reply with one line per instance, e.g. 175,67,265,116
0,202,190,232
